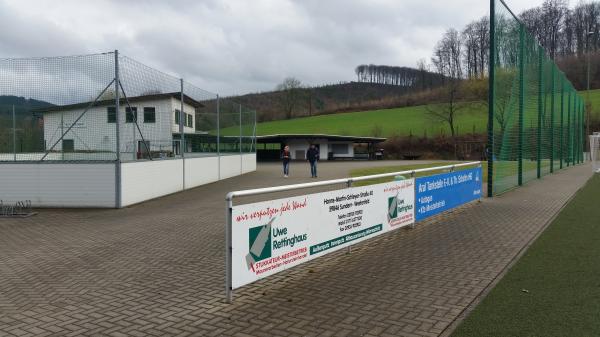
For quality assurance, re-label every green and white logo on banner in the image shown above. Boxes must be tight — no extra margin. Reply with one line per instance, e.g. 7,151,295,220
246,218,274,271
388,195,398,220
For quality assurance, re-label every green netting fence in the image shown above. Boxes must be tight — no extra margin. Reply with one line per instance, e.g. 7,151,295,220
488,0,586,196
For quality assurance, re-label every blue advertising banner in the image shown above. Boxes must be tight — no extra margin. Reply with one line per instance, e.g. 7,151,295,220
415,167,482,221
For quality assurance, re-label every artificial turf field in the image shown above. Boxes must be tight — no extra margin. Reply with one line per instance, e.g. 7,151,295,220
452,173,600,337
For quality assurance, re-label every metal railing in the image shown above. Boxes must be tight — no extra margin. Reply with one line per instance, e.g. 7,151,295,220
0,51,257,163
224,161,481,302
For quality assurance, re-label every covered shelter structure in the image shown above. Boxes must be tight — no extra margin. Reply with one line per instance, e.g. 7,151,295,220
256,134,386,161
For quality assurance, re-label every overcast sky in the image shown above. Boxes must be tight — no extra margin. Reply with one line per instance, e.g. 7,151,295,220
0,0,544,96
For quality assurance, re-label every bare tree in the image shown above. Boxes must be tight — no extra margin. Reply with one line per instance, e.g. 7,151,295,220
276,77,303,119
541,0,568,59
432,28,463,81
429,28,465,139
475,16,490,77
520,7,544,42
462,21,479,78
426,82,466,138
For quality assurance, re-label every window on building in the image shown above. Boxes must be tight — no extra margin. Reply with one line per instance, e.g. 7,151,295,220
62,139,74,152
175,109,181,125
107,107,116,123
186,114,193,128
144,107,156,123
331,143,349,154
126,107,138,123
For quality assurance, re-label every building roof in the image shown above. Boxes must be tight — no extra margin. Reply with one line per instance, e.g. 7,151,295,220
256,134,386,143
35,92,204,113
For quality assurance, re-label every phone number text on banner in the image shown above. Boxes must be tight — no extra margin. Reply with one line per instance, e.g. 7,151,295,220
415,167,482,221
231,179,415,289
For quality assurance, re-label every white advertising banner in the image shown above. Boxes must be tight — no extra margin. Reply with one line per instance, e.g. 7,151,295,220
231,179,415,289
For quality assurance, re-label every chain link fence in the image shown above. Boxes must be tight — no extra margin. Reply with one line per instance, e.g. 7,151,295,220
0,51,256,162
488,0,586,196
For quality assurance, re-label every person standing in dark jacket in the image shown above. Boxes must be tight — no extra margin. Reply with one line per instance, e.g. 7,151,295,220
282,145,291,178
306,144,319,178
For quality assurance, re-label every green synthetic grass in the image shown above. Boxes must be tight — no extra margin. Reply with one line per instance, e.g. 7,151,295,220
349,161,485,186
452,173,600,337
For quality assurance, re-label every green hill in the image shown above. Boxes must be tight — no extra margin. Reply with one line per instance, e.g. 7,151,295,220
0,95,54,116
254,103,486,137
245,89,600,137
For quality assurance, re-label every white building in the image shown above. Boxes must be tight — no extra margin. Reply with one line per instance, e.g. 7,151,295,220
256,134,386,161
40,92,201,158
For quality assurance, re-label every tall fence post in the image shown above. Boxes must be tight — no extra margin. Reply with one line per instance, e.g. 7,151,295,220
577,100,581,163
577,99,580,164
581,99,584,163
181,79,186,189
518,23,525,186
577,99,581,164
567,91,571,166
60,109,64,160
537,47,543,179
225,197,233,303
571,94,578,165
550,65,555,173
487,0,496,197
560,76,564,169
115,50,122,209
12,105,16,161
179,80,185,159
576,98,579,164
581,100,585,163
239,104,242,174
217,95,221,180
132,107,136,161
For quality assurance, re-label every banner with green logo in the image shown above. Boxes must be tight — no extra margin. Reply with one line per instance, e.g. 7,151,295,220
231,179,415,289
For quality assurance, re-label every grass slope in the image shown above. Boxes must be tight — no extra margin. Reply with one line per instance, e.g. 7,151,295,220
256,104,487,137
452,173,600,337
251,89,600,137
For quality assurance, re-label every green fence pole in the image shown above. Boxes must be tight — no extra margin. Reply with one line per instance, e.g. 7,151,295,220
576,98,580,164
581,98,587,163
518,23,525,186
572,92,576,165
575,97,581,164
487,0,495,198
567,91,572,167
581,99,584,163
559,76,564,169
550,65,555,172
576,98,579,164
575,96,578,165
537,47,543,179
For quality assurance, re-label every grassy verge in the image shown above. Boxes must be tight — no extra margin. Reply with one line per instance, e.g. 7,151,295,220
349,161,486,186
452,174,600,337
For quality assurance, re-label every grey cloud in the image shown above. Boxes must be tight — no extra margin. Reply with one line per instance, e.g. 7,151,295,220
0,0,544,95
